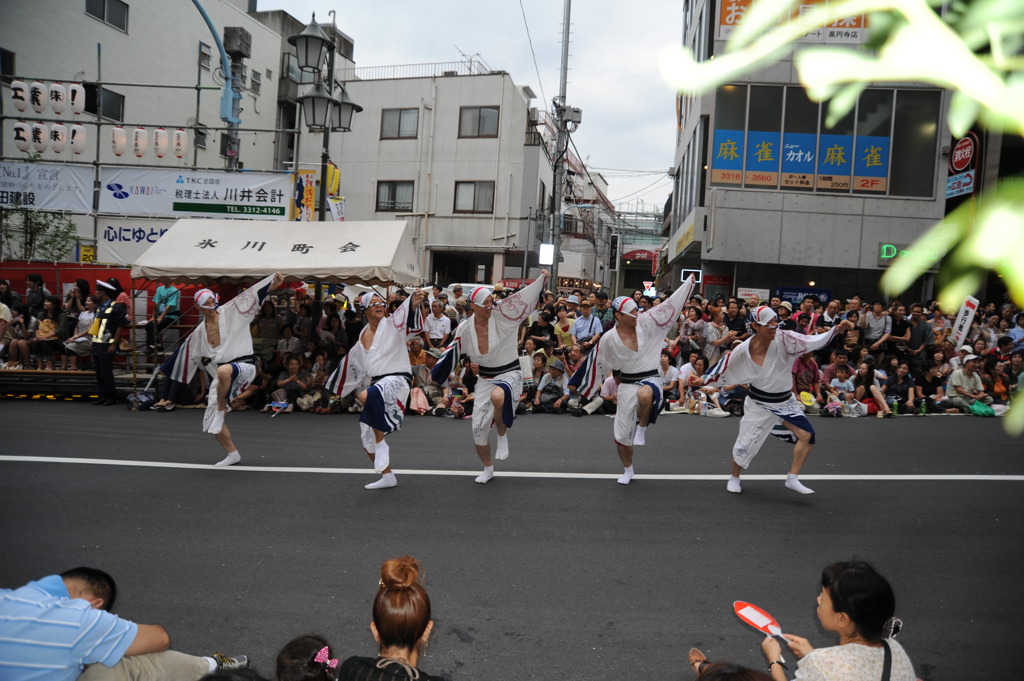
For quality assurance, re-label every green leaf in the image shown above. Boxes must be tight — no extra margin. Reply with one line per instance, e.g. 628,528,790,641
729,0,801,50
824,82,866,128
947,91,980,137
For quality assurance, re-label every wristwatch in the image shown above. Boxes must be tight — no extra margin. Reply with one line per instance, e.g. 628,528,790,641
768,660,787,672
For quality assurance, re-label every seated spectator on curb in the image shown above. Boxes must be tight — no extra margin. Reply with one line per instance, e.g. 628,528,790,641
758,561,914,681
408,337,428,367
792,351,822,413
882,361,919,414
64,295,98,370
989,335,1013,362
916,361,957,413
599,370,620,414
30,295,68,371
273,355,309,411
826,364,856,414
854,361,893,417
276,325,302,364
534,359,569,413
658,350,680,402
947,354,993,412
820,348,854,386
0,567,247,681
1008,352,1023,388
336,556,443,681
1008,313,1024,353
981,356,1011,405
274,634,338,681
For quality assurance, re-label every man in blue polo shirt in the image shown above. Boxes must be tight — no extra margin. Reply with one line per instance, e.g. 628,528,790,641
0,567,245,681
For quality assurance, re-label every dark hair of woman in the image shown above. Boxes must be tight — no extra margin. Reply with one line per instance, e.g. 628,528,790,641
373,556,431,652
75,278,91,297
275,634,337,681
698,662,771,681
820,560,898,641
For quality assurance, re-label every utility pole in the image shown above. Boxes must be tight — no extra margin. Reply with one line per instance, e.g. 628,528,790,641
550,0,572,291
222,27,251,170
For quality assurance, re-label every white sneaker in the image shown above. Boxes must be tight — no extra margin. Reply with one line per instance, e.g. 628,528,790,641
706,407,731,418
365,473,397,489
215,451,241,467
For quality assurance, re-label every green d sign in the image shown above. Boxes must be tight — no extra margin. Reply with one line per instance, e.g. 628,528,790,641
877,242,941,271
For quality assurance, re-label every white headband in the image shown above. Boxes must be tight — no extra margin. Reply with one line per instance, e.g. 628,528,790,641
195,288,218,309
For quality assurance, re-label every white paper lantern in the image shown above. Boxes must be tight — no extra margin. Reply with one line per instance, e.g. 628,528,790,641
31,122,49,152
49,83,68,115
50,124,68,153
111,126,127,156
69,83,86,115
153,127,169,158
132,127,148,157
29,82,47,114
70,124,87,154
173,128,188,158
11,80,29,112
13,121,31,152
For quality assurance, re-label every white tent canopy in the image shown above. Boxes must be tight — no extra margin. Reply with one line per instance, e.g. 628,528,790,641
130,219,421,286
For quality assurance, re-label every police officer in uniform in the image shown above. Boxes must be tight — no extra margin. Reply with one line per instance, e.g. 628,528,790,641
90,279,127,405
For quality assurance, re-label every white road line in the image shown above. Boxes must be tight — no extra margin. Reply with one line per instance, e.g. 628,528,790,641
1,456,1022,481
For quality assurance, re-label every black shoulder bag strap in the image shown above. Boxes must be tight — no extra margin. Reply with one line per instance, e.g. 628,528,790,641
880,639,892,681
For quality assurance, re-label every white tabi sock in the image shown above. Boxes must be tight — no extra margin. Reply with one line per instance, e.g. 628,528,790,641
365,473,397,489
617,466,634,485
785,473,815,494
633,426,647,446
374,440,391,473
494,434,510,460
475,466,495,484
215,451,240,467
727,475,742,494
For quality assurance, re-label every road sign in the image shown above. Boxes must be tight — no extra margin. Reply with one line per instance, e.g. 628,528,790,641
950,135,975,173
945,169,974,199
643,281,653,289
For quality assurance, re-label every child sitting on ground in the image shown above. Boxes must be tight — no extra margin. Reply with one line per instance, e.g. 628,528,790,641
827,364,857,416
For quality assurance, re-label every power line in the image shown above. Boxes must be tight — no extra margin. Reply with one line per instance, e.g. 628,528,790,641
609,175,672,204
518,0,548,109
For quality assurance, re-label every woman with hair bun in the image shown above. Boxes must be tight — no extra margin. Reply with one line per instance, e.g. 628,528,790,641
760,560,914,680
337,556,444,681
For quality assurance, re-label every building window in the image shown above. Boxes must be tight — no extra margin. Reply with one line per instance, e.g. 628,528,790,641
199,43,212,70
459,106,499,138
0,48,14,84
250,70,261,96
889,90,941,198
83,84,124,122
381,109,418,139
195,125,208,150
85,0,128,32
454,181,495,213
376,181,414,211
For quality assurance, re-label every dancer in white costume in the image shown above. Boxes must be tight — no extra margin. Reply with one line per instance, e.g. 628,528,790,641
569,276,695,484
432,272,549,483
700,306,854,494
162,272,284,466
326,289,424,489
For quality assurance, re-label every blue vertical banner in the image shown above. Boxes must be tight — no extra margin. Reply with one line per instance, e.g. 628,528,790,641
816,134,853,190
711,129,744,186
780,132,816,189
852,135,890,192
744,131,781,186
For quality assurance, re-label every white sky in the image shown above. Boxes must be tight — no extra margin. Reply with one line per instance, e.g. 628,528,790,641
260,0,684,214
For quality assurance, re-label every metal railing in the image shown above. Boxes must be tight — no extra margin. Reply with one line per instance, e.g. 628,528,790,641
337,60,496,82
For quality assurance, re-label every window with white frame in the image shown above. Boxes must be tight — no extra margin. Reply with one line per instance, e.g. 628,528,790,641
199,43,212,70
376,181,414,211
454,181,495,213
85,0,128,32
250,70,261,95
83,84,124,122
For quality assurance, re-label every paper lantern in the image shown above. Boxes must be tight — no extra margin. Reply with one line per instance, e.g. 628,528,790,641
153,127,169,158
11,80,29,112
49,83,67,115
69,83,86,115
29,82,46,114
50,124,68,153
31,123,48,152
70,124,87,154
13,121,31,152
111,126,127,156
132,127,147,157
173,128,188,158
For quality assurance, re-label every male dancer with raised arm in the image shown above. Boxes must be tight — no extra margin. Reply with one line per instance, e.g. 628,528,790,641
569,276,695,484
432,272,548,483
698,306,854,494
162,273,283,466
326,289,423,489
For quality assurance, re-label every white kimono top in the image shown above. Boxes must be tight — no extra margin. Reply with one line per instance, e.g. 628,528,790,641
570,277,694,398
326,294,422,398
432,276,546,382
704,325,841,394
163,274,275,384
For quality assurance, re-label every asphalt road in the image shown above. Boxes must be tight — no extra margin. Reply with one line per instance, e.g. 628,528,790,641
1,400,1021,681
